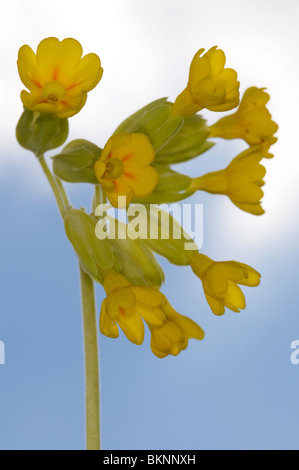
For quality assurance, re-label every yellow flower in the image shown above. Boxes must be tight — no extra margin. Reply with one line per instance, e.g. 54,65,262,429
172,46,240,116
190,147,266,215
17,37,103,119
209,87,278,157
100,272,204,358
189,253,261,315
94,133,159,207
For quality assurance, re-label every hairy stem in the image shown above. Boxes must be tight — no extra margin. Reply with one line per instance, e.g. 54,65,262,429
79,265,101,450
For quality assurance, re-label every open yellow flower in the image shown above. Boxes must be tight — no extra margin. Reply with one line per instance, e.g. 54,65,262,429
100,272,204,358
189,147,266,215
172,46,240,116
189,252,261,315
17,37,103,119
94,133,159,207
209,87,278,157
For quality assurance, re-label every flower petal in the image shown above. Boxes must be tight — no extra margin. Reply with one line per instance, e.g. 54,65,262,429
117,311,145,345
132,286,164,307
122,133,156,169
100,299,119,338
36,37,83,84
205,292,225,315
129,166,159,198
71,53,103,92
224,281,246,311
18,45,42,90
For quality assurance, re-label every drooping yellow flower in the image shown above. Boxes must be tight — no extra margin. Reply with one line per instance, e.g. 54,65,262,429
94,133,158,207
172,46,240,116
209,87,278,157
189,252,261,316
17,37,103,119
189,147,266,215
100,272,204,358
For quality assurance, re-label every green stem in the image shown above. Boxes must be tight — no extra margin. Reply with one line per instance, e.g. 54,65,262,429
79,265,101,451
92,185,107,214
38,155,67,217
92,185,101,214
55,176,70,209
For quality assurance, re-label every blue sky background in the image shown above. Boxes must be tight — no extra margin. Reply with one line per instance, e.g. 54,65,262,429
1,0,299,450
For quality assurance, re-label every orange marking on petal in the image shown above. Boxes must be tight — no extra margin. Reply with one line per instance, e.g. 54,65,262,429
124,172,136,181
66,82,79,91
119,307,126,317
60,100,68,106
31,78,42,88
107,152,113,160
121,153,133,162
53,67,59,80
113,180,118,190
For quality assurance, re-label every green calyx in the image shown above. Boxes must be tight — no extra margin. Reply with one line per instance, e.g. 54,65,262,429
52,139,102,184
16,108,69,157
64,209,115,284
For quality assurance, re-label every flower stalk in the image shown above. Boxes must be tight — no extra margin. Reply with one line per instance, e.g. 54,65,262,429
80,265,101,450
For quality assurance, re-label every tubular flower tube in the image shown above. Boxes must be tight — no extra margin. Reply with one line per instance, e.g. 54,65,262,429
172,46,240,116
100,273,204,358
17,37,103,119
94,133,159,207
189,147,266,215
188,253,261,316
209,87,278,157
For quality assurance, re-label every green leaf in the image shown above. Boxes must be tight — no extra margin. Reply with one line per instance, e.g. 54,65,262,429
16,109,68,156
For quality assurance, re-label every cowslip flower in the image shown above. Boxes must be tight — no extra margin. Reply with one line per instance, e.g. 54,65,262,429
100,272,204,358
188,252,261,315
172,46,240,116
189,147,266,215
94,133,159,207
17,37,103,119
209,87,278,157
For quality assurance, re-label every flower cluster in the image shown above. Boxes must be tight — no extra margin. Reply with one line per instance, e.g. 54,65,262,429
100,273,204,358
16,38,278,358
